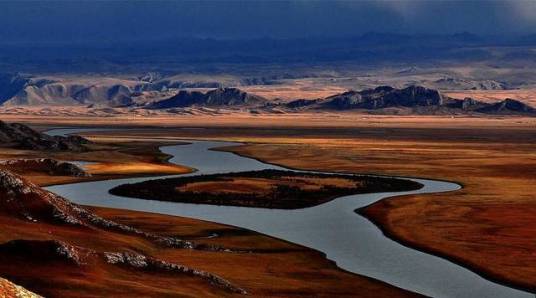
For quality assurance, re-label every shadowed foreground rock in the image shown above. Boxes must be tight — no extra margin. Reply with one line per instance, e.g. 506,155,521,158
0,239,247,295
0,121,91,151
0,277,41,298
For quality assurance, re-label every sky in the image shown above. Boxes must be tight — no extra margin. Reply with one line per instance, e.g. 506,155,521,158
1,0,536,43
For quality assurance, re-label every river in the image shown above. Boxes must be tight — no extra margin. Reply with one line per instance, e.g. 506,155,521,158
45,128,532,298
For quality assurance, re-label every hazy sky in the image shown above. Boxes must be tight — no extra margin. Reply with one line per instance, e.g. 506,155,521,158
1,0,536,43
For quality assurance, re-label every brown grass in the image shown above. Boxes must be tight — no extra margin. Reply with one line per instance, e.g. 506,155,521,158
3,114,536,293
241,80,347,100
3,112,535,132
178,176,358,195
86,162,191,176
214,126,536,292
0,139,192,186
179,178,273,194
70,114,536,291
0,198,419,297
0,124,421,297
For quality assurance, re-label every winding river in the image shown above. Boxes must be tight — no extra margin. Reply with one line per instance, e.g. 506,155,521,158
45,128,532,298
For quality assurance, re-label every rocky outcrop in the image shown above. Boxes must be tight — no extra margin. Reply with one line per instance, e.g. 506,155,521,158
103,251,247,294
285,85,536,115
147,87,267,109
317,86,444,110
0,73,30,105
475,98,536,114
0,169,236,251
0,170,88,224
0,277,41,298
0,158,90,177
146,90,206,109
0,73,234,107
0,238,247,295
444,97,487,111
0,73,138,107
204,87,266,106
285,98,320,109
0,121,91,151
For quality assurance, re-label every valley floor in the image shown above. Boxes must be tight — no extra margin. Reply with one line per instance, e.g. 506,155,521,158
1,113,536,295
0,120,424,297
47,113,536,293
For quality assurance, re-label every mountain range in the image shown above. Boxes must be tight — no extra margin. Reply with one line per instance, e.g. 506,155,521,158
142,85,536,116
0,71,534,115
284,86,536,115
4,33,536,73
146,88,267,109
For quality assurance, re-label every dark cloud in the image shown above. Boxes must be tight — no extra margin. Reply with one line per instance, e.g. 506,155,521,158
0,0,535,43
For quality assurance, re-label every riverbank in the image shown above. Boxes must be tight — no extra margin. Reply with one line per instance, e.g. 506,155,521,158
4,117,536,296
0,137,192,186
212,127,536,293
33,119,536,294
0,125,423,297
49,137,529,297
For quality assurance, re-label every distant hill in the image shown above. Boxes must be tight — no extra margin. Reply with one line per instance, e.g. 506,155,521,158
475,98,536,114
286,86,536,116
147,88,267,109
316,86,444,110
145,85,536,116
1,73,535,116
0,33,530,73
0,73,242,107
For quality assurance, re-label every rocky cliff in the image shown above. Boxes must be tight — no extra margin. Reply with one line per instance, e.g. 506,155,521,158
0,121,91,151
286,85,536,115
147,87,267,109
0,277,41,298
0,169,247,295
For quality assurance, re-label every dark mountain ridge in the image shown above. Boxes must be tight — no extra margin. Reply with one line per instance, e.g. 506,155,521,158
144,85,536,115
1,33,532,72
285,85,536,115
317,86,444,110
146,87,267,109
0,121,91,151
475,98,536,114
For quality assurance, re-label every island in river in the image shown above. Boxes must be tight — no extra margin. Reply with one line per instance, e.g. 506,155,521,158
109,169,423,209
0,123,424,297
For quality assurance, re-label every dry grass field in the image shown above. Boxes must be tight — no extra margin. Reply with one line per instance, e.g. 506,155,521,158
5,112,531,133
0,202,420,298
0,121,423,297
0,139,192,186
59,114,536,292
216,126,536,292
2,113,536,294
177,176,359,194
85,161,191,176
240,79,347,100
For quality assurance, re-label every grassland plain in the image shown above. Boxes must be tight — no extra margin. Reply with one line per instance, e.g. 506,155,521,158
0,123,422,297
217,125,536,292
61,114,536,292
